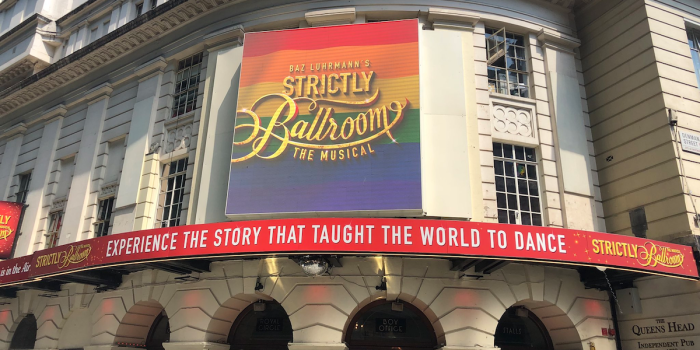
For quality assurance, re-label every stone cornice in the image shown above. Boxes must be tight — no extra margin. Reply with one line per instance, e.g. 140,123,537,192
0,0,235,116
203,25,244,51
0,122,26,139
134,56,167,79
30,104,67,127
537,28,580,53
83,82,113,103
0,58,36,87
427,8,480,29
305,7,356,27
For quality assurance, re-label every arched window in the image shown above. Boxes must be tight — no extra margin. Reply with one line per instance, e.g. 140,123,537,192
145,311,170,350
9,314,36,350
495,307,553,350
228,300,292,350
345,300,437,350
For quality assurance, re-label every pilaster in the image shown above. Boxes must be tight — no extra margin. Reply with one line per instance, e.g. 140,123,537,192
0,123,27,200
537,28,596,230
191,32,243,224
15,112,64,255
112,58,164,233
59,83,112,245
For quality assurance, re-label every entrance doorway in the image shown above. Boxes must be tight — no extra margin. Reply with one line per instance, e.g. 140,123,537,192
345,300,437,350
145,311,170,350
9,314,36,350
228,300,292,350
495,307,553,350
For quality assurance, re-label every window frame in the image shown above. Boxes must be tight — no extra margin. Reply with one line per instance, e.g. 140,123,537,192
135,1,144,17
157,158,189,228
493,142,543,226
687,26,700,89
15,172,31,204
486,27,531,98
46,210,64,249
171,52,203,118
94,196,115,237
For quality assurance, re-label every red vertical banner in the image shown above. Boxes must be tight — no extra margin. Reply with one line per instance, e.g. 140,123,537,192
0,201,23,259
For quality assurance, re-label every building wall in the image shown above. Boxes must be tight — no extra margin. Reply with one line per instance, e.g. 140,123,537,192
0,0,604,253
0,1,696,350
576,0,700,242
0,260,614,350
617,276,700,350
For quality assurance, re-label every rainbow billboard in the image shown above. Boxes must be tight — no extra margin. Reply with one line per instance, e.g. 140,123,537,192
226,20,421,216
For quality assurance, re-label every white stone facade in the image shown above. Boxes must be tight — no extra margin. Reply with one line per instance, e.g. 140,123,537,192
0,0,697,350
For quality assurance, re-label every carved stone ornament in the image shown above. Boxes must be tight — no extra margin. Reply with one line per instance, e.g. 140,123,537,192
164,124,193,153
100,182,119,198
492,104,534,138
51,197,68,211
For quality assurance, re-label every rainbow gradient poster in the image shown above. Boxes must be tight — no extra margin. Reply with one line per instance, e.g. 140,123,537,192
226,20,421,216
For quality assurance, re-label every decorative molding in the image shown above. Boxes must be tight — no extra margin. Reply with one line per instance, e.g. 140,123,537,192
0,122,26,139
490,94,538,146
427,8,480,30
203,25,244,51
99,182,119,198
83,82,113,103
537,28,580,53
134,56,168,78
0,58,36,87
305,7,356,27
163,123,193,153
492,104,534,137
28,104,67,127
51,197,68,212
0,0,238,115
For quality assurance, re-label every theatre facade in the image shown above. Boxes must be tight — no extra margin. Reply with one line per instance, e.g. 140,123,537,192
0,1,699,350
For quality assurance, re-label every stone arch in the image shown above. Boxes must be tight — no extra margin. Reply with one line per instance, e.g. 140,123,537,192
342,295,446,347
0,306,21,350
344,298,441,349
8,314,36,350
504,300,581,350
205,293,268,343
113,300,166,347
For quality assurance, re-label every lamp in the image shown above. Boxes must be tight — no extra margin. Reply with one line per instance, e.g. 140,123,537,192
299,256,329,276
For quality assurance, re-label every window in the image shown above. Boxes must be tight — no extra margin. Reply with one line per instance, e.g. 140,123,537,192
90,26,99,43
157,158,188,228
171,52,203,118
493,142,542,225
103,20,110,36
15,173,31,204
94,197,115,237
150,0,157,11
486,28,529,98
46,211,63,249
135,2,144,16
688,27,700,88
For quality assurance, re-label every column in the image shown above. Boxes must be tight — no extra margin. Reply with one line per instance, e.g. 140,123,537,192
108,1,121,32
537,29,596,229
118,0,132,27
419,10,476,219
190,26,243,224
59,84,112,245
15,107,66,256
111,58,166,234
0,124,27,200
